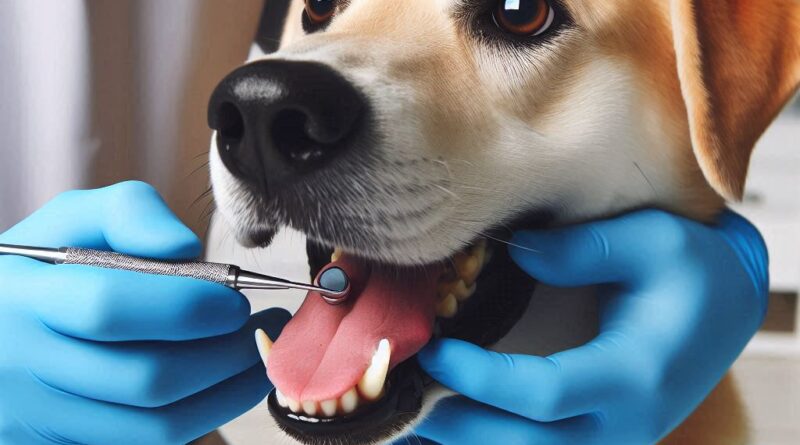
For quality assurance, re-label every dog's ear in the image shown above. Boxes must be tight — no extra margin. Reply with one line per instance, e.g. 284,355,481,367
670,0,800,201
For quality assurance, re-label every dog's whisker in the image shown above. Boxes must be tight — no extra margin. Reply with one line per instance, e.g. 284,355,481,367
184,161,210,181
190,150,210,161
633,161,658,196
189,187,214,210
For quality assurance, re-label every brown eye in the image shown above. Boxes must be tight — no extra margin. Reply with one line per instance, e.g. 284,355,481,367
493,0,554,36
305,0,336,24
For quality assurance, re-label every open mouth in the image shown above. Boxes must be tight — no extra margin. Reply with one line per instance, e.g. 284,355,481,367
257,235,539,444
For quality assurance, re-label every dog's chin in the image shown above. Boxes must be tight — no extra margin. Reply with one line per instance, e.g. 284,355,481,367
247,211,548,445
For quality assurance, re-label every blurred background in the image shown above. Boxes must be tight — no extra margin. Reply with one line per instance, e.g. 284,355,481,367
0,1,798,444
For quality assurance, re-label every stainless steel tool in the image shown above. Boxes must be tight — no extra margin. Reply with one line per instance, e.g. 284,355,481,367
0,243,350,304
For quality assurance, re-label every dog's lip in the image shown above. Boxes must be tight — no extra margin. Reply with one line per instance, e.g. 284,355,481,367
266,218,541,443
267,361,427,430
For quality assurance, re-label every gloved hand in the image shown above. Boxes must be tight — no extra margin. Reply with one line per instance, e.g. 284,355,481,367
415,209,768,445
0,181,290,445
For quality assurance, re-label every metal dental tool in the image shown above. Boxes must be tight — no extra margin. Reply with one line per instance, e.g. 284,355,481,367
0,243,350,305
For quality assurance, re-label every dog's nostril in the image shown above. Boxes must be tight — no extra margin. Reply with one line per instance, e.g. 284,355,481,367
216,102,245,145
272,109,330,165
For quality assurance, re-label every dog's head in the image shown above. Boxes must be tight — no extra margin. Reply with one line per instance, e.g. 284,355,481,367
208,1,800,443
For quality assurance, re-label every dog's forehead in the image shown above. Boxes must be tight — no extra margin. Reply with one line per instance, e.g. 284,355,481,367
559,0,671,34
329,0,453,35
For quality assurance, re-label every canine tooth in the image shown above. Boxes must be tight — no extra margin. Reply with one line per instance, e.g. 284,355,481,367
340,387,358,414
331,248,343,262
254,329,272,365
436,293,458,318
286,396,301,413
358,339,391,401
302,400,318,416
320,399,338,417
276,389,289,408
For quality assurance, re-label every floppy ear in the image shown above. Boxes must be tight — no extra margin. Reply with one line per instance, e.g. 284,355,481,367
670,0,800,201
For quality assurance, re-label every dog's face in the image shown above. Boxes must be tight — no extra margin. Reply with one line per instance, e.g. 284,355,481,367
209,0,800,443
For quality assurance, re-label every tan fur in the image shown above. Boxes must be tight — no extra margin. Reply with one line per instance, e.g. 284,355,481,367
671,0,800,201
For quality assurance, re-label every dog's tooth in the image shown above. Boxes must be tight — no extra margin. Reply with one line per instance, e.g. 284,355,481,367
302,400,318,416
454,252,481,284
254,329,272,366
473,241,488,270
436,293,458,318
444,279,475,302
331,248,343,262
286,396,301,413
437,279,457,299
357,339,391,401
320,399,338,417
340,387,358,414
456,281,477,302
275,389,289,408
474,239,492,266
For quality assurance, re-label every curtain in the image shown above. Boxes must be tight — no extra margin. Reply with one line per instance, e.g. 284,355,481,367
0,0,263,238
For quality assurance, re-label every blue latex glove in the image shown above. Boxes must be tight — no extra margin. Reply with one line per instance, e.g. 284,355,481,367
0,182,290,445
416,209,768,445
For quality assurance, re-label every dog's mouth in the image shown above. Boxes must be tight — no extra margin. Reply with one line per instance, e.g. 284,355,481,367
262,232,539,444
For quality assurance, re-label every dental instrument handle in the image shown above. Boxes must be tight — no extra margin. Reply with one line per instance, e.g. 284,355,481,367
0,243,349,302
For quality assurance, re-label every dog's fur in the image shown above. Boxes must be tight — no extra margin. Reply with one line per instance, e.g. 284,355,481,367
210,0,800,443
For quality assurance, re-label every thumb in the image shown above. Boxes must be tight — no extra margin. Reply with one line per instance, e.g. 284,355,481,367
1,181,201,260
508,210,688,287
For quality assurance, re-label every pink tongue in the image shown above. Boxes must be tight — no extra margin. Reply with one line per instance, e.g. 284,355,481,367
267,255,441,402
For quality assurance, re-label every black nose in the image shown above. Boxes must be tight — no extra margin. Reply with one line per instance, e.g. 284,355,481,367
208,60,365,191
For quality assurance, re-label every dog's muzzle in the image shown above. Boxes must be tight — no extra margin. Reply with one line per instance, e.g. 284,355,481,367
208,60,366,195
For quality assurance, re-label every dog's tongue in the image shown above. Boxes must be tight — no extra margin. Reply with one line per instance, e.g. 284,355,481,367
267,254,441,402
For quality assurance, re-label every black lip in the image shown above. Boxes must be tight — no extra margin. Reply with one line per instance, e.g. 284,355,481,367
268,361,428,443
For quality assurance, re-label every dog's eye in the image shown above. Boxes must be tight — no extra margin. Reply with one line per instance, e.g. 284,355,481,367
305,0,336,25
493,0,554,36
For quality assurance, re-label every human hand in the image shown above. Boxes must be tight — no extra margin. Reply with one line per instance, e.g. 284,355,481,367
415,209,768,444
0,181,290,445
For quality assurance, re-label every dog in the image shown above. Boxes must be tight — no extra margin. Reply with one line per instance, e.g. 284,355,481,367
206,1,800,443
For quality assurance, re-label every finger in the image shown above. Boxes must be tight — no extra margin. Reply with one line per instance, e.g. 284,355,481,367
715,210,770,304
17,363,270,445
418,338,627,422
416,396,600,445
28,308,291,409
508,209,696,286
0,181,200,260
25,261,250,341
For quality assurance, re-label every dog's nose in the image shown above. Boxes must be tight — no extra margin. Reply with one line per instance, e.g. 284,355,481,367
208,60,365,190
